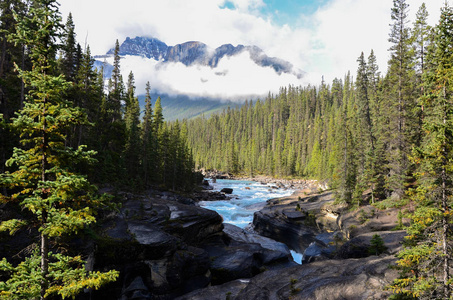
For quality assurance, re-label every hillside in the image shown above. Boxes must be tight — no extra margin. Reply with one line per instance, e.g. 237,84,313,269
138,93,237,121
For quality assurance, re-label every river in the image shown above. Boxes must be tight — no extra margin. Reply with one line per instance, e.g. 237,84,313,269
199,178,303,264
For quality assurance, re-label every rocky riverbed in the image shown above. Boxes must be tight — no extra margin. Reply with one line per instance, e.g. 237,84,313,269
0,180,407,299
179,183,407,299
95,182,407,299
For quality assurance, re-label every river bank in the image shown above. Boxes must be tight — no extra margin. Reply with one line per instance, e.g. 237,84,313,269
176,180,405,299
0,177,404,299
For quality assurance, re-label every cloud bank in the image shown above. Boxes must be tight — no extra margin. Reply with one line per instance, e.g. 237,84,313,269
103,52,303,101
60,0,444,100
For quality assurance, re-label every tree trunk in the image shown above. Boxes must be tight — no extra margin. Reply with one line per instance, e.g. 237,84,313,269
40,96,49,299
441,86,450,298
40,223,49,300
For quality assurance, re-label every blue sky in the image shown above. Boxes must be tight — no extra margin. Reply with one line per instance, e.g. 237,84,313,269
222,0,328,25
59,0,445,99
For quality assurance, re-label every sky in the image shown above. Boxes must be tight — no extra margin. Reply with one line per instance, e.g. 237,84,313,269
58,0,445,100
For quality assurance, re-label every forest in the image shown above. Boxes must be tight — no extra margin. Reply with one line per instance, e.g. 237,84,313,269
183,1,453,298
0,0,199,299
0,0,452,299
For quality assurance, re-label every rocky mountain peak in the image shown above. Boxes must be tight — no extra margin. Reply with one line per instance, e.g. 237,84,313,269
104,36,302,78
107,36,168,60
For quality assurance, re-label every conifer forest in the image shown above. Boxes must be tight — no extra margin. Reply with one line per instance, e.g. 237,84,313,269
0,0,453,299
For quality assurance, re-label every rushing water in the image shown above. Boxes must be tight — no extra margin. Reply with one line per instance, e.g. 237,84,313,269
199,179,294,228
199,179,303,264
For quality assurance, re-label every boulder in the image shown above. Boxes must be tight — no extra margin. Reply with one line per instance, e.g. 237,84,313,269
120,276,152,300
223,223,293,264
92,193,224,299
302,241,333,264
220,188,233,194
337,230,406,259
253,208,318,253
252,191,340,254
198,224,296,285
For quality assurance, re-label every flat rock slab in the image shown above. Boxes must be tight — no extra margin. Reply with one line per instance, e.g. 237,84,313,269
127,220,176,246
177,255,398,300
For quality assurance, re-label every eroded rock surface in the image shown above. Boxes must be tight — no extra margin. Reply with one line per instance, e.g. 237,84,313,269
176,255,398,300
89,190,295,299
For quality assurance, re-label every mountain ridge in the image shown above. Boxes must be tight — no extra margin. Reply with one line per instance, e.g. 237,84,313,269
103,36,302,78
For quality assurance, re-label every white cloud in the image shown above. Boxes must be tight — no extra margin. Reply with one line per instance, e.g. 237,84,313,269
59,0,445,98
106,53,302,101
303,0,443,84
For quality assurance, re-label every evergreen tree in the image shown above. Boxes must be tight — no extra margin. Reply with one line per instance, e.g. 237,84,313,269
108,39,123,122
0,0,27,189
384,0,417,199
141,81,154,186
412,3,431,82
59,13,77,82
391,3,453,298
124,71,141,186
0,1,118,298
355,52,375,202
100,39,125,183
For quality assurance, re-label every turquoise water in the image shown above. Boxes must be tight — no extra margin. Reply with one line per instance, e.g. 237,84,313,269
200,179,303,264
199,179,294,228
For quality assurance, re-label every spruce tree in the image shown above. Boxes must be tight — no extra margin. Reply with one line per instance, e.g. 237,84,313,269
412,3,431,81
0,1,118,298
391,3,453,298
124,71,141,186
142,81,154,186
384,0,417,199
60,13,77,82
355,52,375,202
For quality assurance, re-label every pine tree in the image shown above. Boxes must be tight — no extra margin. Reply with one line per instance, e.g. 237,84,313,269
0,0,27,190
60,13,77,82
355,52,375,202
100,39,126,183
108,39,123,122
384,0,417,199
142,81,154,187
124,71,141,186
412,3,431,82
0,1,118,298
391,3,453,298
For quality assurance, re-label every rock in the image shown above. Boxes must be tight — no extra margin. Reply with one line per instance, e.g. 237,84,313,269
166,247,211,293
206,245,262,284
253,208,318,253
175,279,249,300
223,223,293,264
220,188,233,194
201,180,213,190
120,276,152,300
197,224,295,285
282,209,306,221
252,191,342,254
302,241,332,264
192,190,228,202
93,193,224,298
177,255,398,300
165,203,224,244
337,230,406,259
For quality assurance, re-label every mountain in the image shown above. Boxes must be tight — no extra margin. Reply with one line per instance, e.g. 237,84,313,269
105,36,302,77
94,36,303,120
